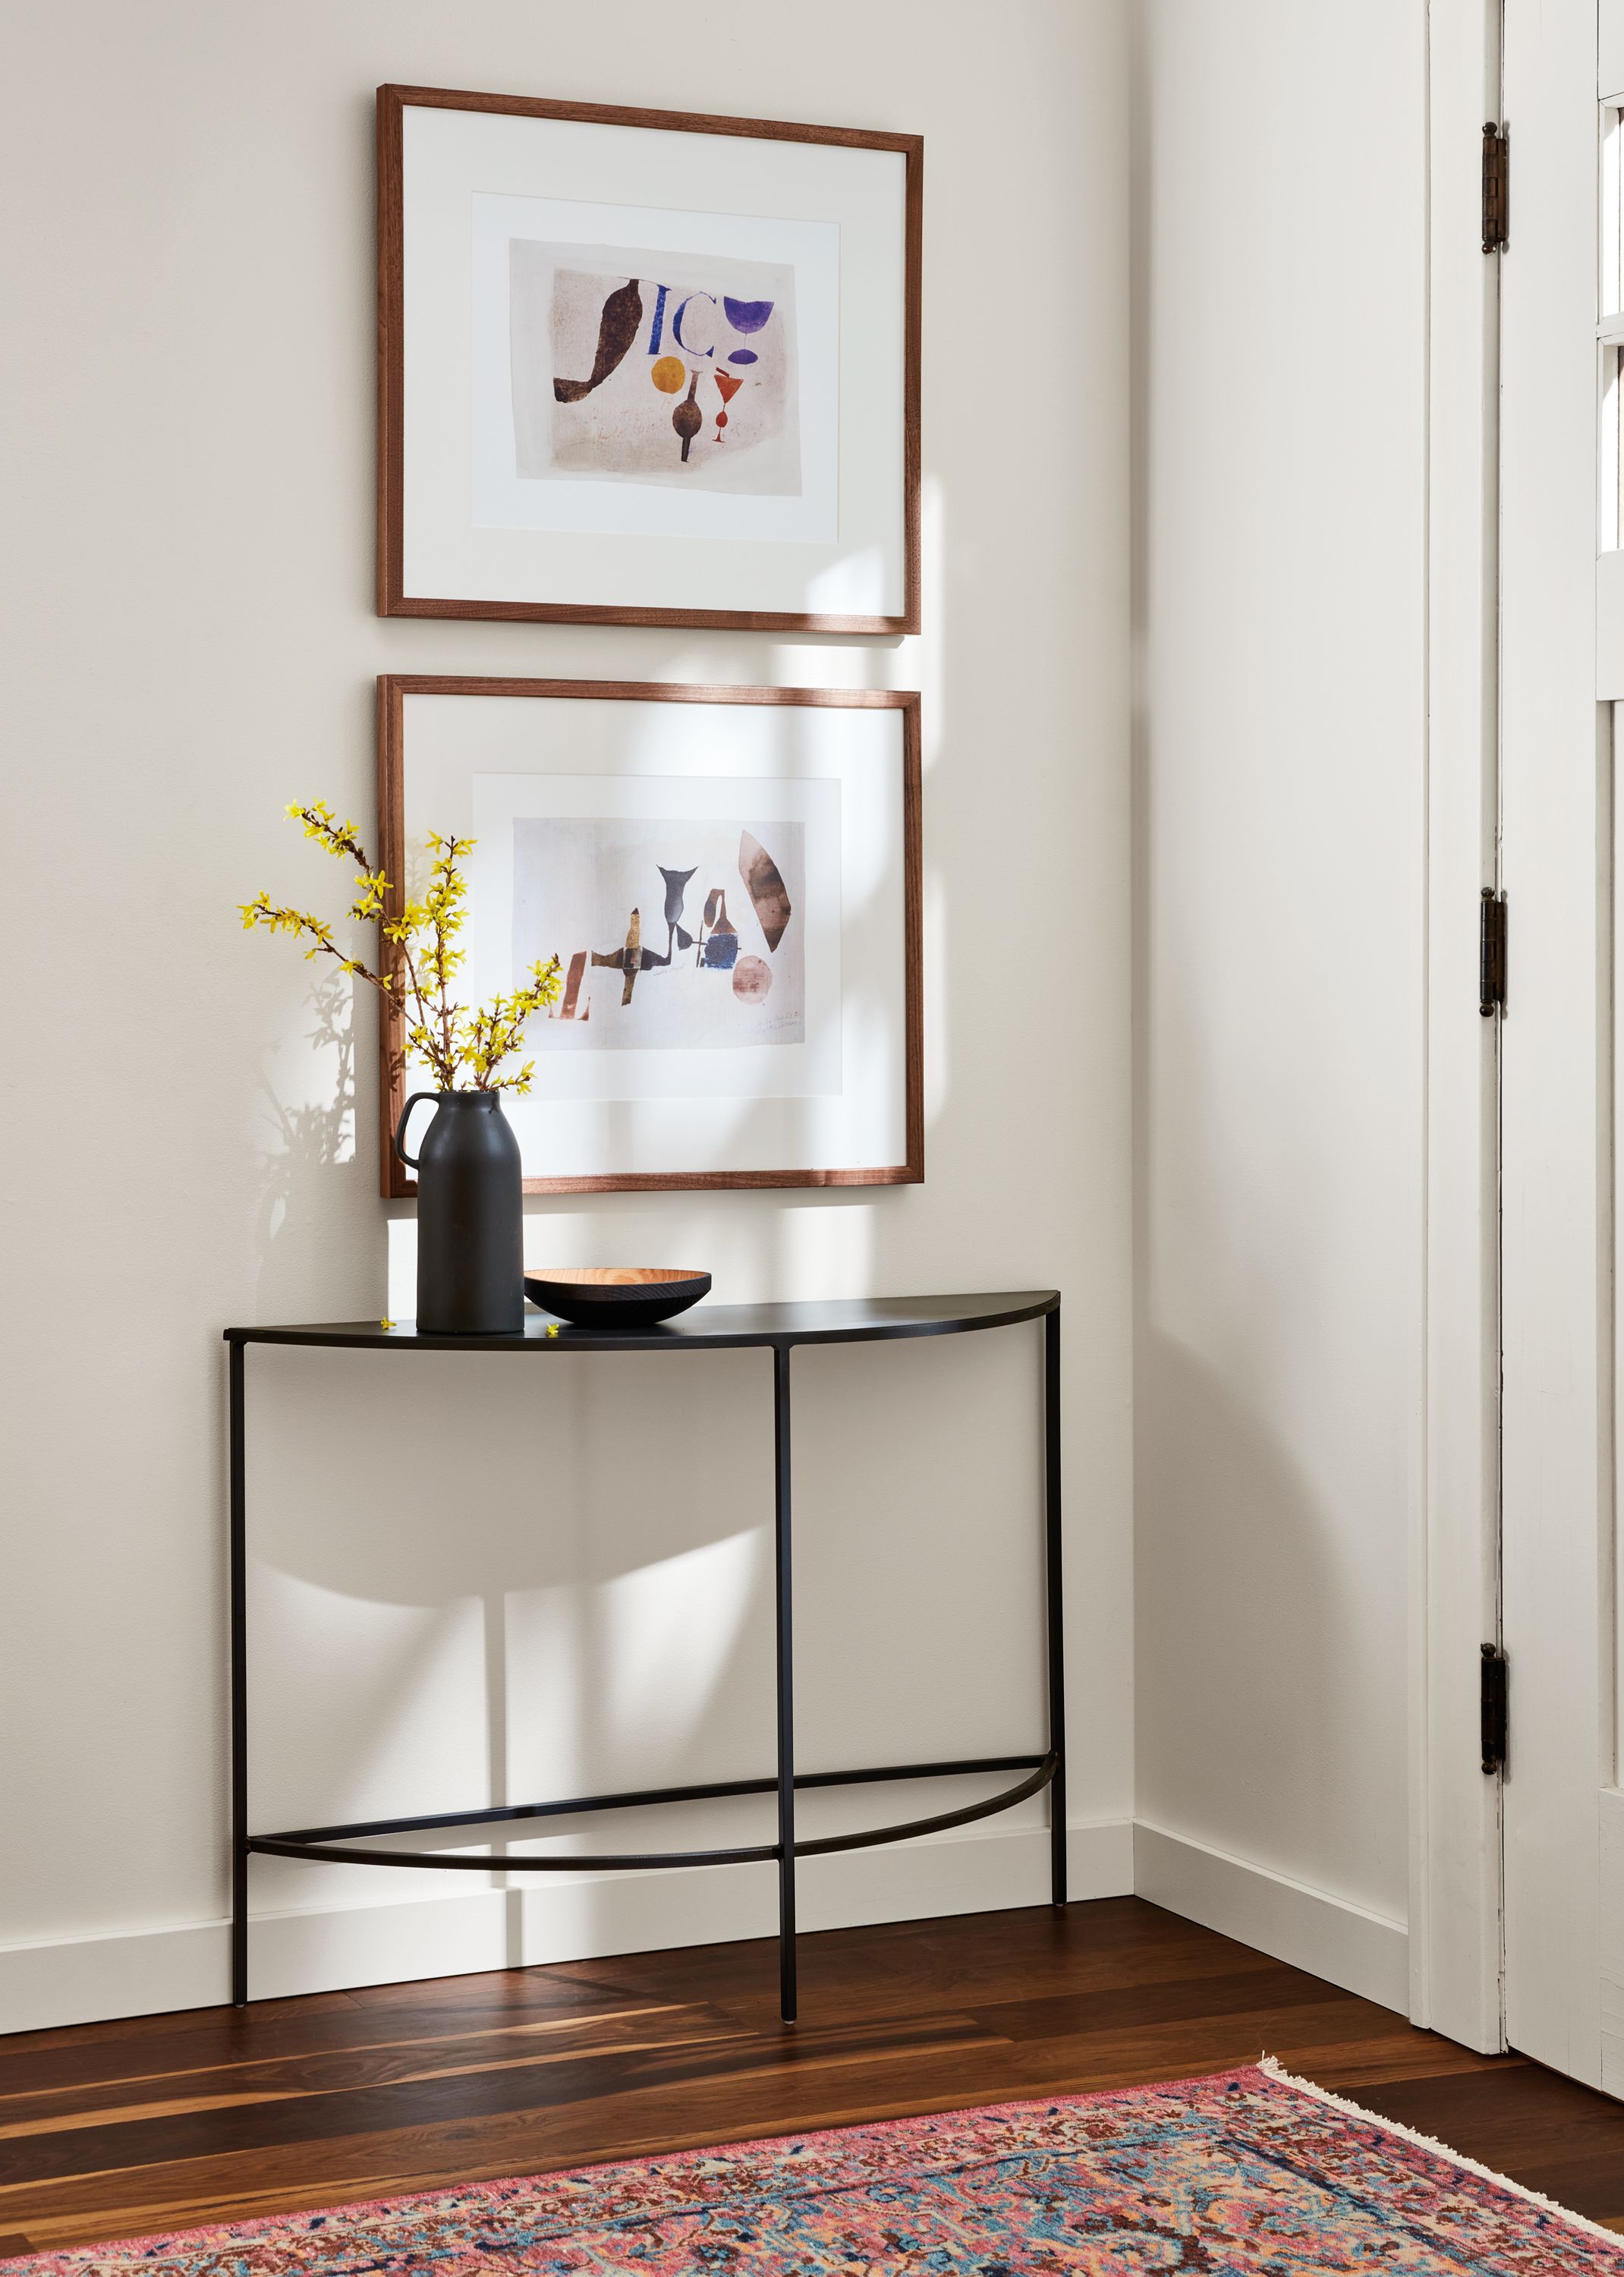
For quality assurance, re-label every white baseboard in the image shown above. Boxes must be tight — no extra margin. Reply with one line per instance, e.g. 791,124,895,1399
3,1821,1412,2036
0,1819,1134,2035
1132,1821,1409,2014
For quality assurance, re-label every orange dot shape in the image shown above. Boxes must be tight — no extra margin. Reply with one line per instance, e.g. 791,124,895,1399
650,356,686,393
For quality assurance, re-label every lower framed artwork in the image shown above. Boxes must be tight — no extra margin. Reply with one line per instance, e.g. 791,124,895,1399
376,676,923,1195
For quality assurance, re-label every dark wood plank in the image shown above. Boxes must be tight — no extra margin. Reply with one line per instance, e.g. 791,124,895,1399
0,2008,741,2134
0,2012,992,2189
549,1897,1260,2022
0,1980,640,2099
1,1898,1619,2253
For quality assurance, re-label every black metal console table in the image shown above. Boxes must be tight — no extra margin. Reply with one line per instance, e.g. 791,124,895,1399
225,1290,1064,2023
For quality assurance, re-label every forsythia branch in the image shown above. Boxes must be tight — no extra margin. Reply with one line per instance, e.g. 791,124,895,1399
243,808,562,1093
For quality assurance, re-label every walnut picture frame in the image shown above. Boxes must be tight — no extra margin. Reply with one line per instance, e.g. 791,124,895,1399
377,676,923,1197
376,86,922,633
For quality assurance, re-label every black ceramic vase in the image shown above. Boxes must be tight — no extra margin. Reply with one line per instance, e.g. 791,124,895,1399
393,1090,523,1334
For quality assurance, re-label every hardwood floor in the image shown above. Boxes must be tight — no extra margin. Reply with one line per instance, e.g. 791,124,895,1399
2,1898,1623,2253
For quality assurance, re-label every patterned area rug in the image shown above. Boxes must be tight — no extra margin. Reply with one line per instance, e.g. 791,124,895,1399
6,2058,1623,2275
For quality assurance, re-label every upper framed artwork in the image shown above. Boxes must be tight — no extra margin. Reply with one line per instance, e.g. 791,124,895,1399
376,86,922,634
376,676,923,1195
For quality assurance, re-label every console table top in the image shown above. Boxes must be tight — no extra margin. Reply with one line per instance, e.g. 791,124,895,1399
224,1290,1059,1354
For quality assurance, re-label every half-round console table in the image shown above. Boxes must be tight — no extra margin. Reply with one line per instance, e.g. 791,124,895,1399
224,1290,1065,2023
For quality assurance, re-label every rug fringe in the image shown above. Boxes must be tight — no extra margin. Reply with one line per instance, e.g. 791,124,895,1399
1257,2055,1624,2252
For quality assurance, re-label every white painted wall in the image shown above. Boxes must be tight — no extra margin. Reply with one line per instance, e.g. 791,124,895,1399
0,0,1132,2027
1131,0,1426,1970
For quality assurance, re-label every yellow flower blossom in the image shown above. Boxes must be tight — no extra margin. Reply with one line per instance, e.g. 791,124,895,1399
244,802,562,1093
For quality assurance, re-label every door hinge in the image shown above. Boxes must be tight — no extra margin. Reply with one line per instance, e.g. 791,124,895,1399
1482,121,1509,253
1479,887,1506,1016
1481,1643,1509,1774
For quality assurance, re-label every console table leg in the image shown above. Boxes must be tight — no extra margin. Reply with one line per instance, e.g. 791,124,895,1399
229,1339,249,2007
1044,1307,1068,1909
773,1343,798,2023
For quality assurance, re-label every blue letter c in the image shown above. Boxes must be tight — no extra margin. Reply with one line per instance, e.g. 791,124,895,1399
672,293,717,360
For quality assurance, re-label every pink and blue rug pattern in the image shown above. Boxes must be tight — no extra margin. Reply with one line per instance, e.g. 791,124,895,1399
5,2061,1621,2275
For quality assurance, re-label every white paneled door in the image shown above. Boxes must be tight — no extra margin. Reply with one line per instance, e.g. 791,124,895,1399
1500,0,1624,2092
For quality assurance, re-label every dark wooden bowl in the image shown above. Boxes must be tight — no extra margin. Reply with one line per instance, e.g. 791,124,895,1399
522,1266,712,1329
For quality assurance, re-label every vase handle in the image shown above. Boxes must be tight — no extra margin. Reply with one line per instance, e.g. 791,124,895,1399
393,1091,438,1172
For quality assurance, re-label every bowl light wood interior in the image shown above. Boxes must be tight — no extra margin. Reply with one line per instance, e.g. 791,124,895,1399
527,1268,703,1287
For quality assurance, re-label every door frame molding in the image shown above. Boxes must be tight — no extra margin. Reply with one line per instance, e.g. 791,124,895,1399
1495,0,1612,2088
1415,0,1506,2053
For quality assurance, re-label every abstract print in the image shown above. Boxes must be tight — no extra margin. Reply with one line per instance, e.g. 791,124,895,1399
10,2065,1624,2277
513,816,805,1050
511,241,799,495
